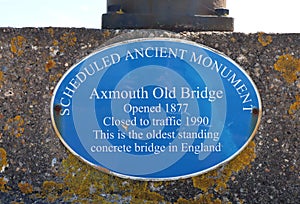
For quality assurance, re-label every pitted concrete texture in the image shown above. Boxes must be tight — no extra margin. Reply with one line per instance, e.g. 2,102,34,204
0,28,299,203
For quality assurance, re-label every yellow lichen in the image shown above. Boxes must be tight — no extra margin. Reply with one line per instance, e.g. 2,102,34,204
53,39,59,46
50,32,77,53
61,154,123,202
18,182,33,194
57,32,77,52
48,27,55,38
274,54,300,83
1,140,256,202
0,148,8,172
42,181,63,194
176,197,197,204
0,71,4,88
45,59,56,72
102,30,111,38
35,140,256,203
49,73,63,83
4,115,25,138
10,36,26,56
128,181,164,203
0,177,10,192
38,153,164,203
230,37,237,43
41,181,64,203
192,141,256,200
0,71,3,80
60,32,77,47
258,32,272,47
289,95,300,115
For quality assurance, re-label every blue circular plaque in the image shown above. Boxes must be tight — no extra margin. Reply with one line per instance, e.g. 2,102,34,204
51,38,262,180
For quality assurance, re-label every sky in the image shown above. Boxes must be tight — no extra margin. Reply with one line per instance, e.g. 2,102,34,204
0,0,299,33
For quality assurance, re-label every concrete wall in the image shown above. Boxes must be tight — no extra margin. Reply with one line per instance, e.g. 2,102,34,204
0,28,299,203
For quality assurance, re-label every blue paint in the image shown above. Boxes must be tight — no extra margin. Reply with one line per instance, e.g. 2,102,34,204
51,38,262,180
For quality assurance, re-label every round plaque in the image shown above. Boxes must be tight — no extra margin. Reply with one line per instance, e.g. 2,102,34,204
51,38,262,180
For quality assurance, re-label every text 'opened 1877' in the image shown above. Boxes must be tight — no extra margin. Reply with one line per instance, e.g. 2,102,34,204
51,38,262,181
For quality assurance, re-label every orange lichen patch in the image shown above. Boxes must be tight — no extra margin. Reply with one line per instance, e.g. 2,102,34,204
192,141,256,196
45,59,56,72
289,95,300,115
41,141,256,203
62,154,121,201
102,30,111,38
0,177,10,192
10,35,26,56
41,181,64,203
274,54,300,83
0,71,3,81
0,71,4,88
4,115,25,138
60,32,77,47
258,32,272,47
49,73,63,83
52,39,59,46
230,37,237,43
0,148,8,172
43,153,165,203
57,32,77,52
18,182,33,194
176,197,198,204
48,27,55,38
128,181,164,203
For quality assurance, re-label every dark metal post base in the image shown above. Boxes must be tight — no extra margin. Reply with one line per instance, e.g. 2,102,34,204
102,14,234,32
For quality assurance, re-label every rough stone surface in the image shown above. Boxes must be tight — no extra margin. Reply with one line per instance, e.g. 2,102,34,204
0,28,299,203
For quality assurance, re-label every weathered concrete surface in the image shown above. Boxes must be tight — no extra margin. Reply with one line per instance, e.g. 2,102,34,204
0,28,299,203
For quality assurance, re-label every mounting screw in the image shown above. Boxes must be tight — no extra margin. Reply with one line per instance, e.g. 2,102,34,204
108,4,121,13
